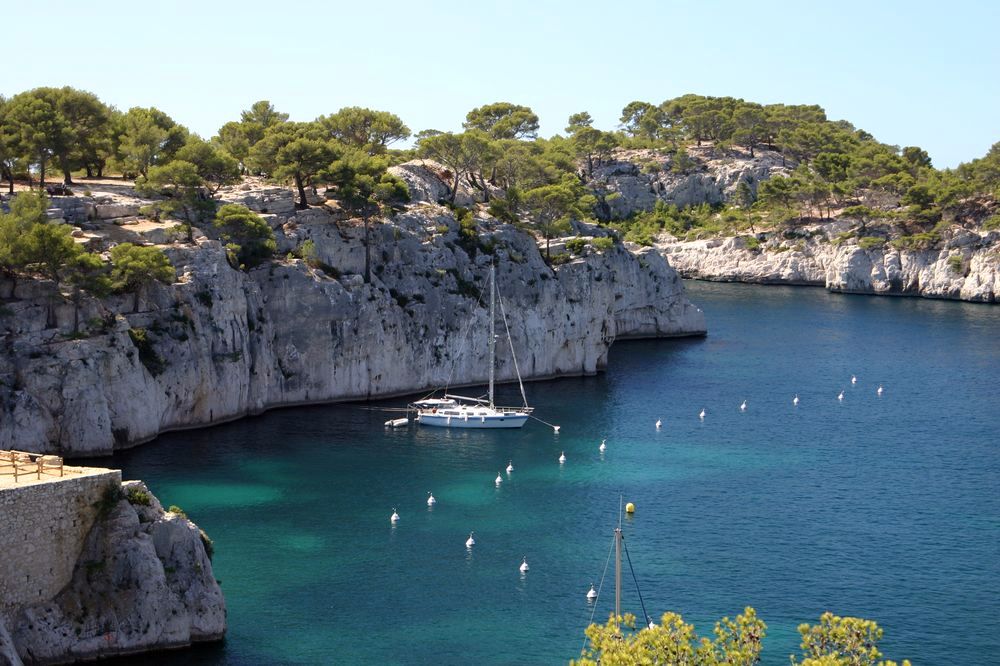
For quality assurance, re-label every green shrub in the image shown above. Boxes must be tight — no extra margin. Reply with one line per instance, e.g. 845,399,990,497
128,328,167,376
591,236,614,252
126,487,151,506
94,485,123,519
982,214,1000,231
168,505,187,518
831,231,856,246
213,203,276,270
858,236,886,250
742,236,761,251
890,232,940,251
565,237,587,254
947,254,964,274
548,252,572,266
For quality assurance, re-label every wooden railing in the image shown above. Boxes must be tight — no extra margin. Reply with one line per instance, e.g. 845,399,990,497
0,450,68,482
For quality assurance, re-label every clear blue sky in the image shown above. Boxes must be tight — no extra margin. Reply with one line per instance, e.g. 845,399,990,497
5,0,997,167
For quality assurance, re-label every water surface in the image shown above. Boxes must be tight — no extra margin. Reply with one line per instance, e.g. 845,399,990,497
111,282,1000,664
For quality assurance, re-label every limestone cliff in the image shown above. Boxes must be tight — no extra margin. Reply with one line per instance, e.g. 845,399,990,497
0,175,705,456
579,146,998,303
657,226,999,302
587,146,790,219
2,480,223,665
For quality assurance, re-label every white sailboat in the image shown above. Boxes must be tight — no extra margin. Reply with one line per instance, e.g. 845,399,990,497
412,264,533,429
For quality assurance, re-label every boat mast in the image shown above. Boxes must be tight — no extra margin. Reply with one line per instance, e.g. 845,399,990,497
614,526,622,631
488,263,496,408
614,495,622,631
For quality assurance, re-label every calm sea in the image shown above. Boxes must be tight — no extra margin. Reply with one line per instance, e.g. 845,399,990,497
110,281,1000,665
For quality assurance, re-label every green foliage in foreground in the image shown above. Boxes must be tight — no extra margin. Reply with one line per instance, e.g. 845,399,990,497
573,608,909,666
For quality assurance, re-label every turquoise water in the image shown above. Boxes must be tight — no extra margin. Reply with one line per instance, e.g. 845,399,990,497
110,282,1000,665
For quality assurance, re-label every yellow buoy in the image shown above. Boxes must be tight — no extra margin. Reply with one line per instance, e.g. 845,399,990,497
625,502,635,514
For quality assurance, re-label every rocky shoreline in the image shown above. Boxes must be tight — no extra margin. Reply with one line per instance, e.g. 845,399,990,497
1,480,223,666
657,225,999,302
0,169,705,457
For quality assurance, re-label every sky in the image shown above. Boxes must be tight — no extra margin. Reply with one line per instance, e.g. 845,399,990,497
4,0,997,168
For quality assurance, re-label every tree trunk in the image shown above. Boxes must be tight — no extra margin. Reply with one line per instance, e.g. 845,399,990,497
39,154,46,188
450,169,461,204
85,165,94,178
749,145,755,158
587,154,594,178
60,156,73,185
295,173,308,209
468,172,490,202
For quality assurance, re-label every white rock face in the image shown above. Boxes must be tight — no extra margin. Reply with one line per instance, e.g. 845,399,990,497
8,481,224,664
658,230,1000,302
589,147,791,218
388,160,481,207
0,182,705,456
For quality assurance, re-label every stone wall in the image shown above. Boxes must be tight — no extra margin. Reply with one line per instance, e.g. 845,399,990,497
0,469,121,614
0,477,224,664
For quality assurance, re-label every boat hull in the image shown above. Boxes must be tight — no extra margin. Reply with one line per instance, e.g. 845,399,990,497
416,413,529,429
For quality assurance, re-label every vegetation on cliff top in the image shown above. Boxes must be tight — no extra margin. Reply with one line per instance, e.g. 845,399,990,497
1,87,998,296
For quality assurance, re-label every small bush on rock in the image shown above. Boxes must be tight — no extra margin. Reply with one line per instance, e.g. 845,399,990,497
126,487,151,506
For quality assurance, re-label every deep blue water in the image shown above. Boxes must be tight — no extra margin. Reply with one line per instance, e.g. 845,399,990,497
110,282,1000,665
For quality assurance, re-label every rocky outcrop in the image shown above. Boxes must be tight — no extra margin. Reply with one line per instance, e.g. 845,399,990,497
0,173,705,456
388,160,483,207
658,227,1000,302
589,147,791,219
4,481,223,665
